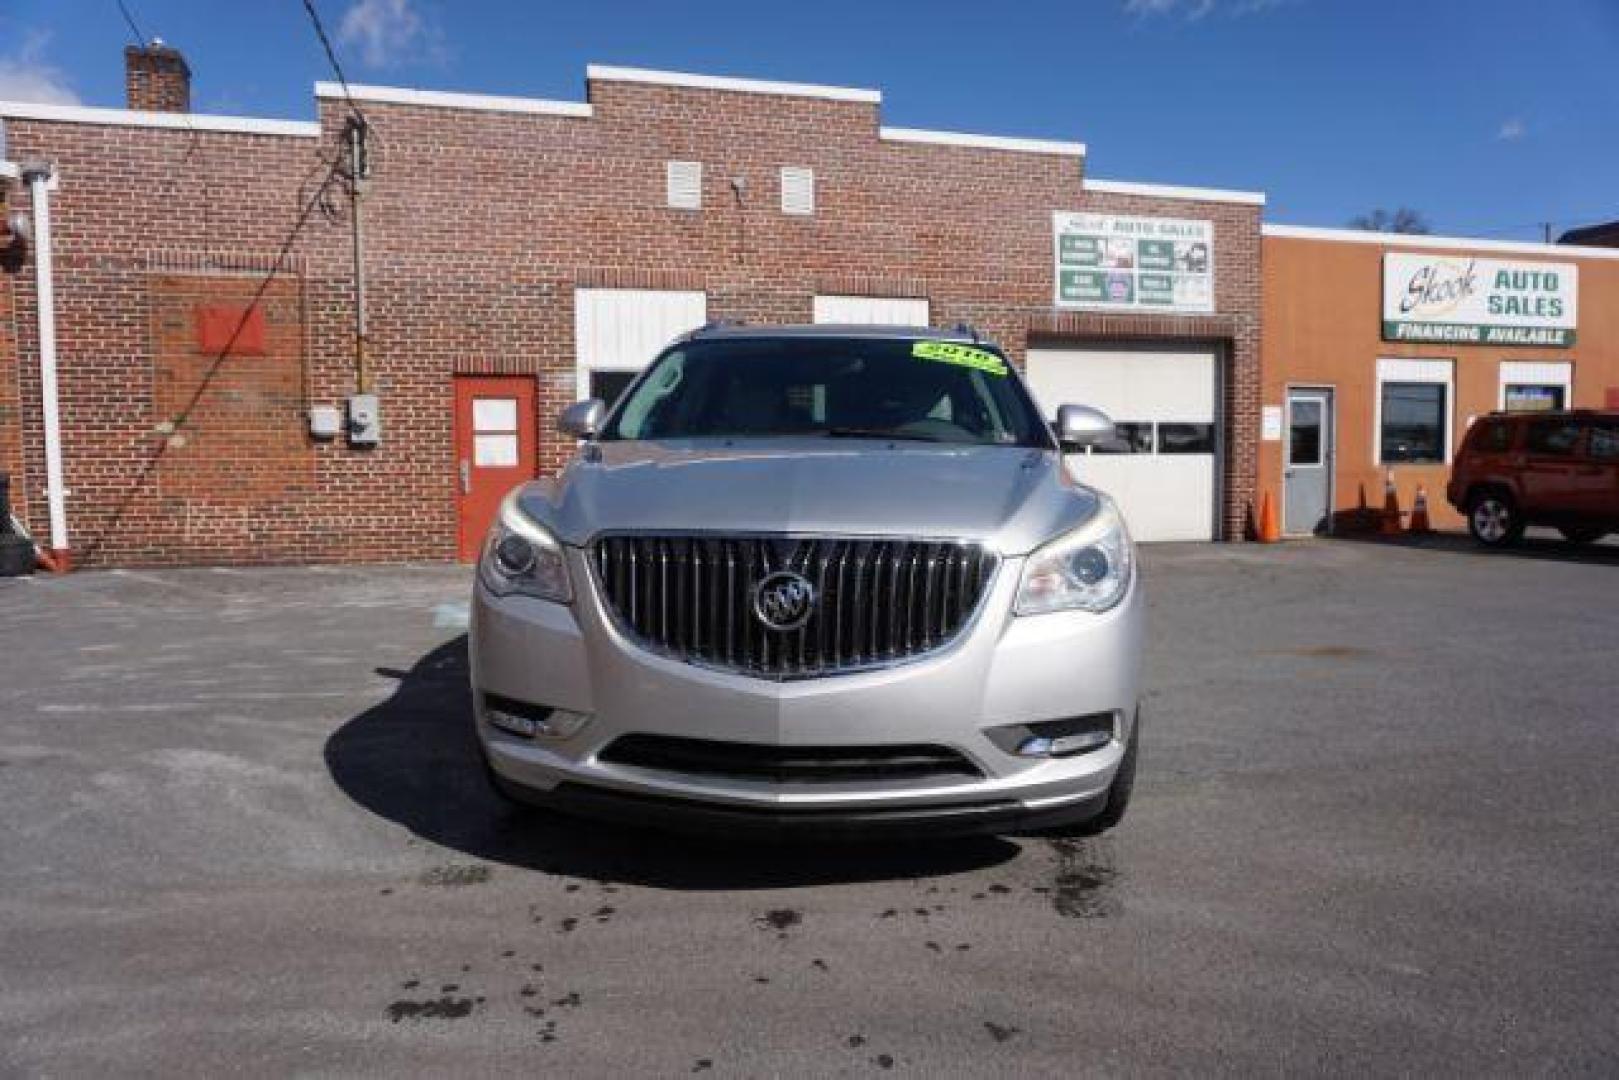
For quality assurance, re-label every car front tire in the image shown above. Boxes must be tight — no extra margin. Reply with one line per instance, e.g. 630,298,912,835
1041,708,1139,838
1467,490,1524,547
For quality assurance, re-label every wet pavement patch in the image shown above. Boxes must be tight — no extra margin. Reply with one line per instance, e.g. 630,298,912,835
757,908,803,935
418,863,492,887
386,995,478,1022
1048,837,1120,919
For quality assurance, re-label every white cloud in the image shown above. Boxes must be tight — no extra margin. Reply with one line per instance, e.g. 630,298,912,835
1125,0,1286,17
337,0,446,69
0,30,79,104
1497,117,1527,141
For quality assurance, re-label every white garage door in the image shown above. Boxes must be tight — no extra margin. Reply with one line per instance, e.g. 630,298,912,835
1025,345,1220,542
575,288,708,403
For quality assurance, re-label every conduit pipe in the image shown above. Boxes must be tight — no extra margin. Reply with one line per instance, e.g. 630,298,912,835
21,161,70,569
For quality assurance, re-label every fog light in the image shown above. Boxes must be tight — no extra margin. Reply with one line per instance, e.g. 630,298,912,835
483,693,590,739
1017,730,1112,757
987,711,1119,758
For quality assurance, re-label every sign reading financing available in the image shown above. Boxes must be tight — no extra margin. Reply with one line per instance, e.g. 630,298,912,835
1054,212,1214,314
1382,253,1578,347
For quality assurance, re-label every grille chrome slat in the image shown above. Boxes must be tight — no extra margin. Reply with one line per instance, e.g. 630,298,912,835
592,534,997,680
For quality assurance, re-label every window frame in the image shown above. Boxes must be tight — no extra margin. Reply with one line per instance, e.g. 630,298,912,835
1374,358,1454,467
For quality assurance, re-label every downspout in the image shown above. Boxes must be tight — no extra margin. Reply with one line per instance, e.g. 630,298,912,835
21,162,70,570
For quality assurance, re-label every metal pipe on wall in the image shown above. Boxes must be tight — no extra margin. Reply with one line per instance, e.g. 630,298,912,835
22,162,70,568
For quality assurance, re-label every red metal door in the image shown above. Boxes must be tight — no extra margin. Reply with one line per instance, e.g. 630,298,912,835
453,376,538,561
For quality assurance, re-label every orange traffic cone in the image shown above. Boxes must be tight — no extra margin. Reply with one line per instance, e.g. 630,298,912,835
1256,491,1281,543
1379,472,1403,536
1408,485,1434,535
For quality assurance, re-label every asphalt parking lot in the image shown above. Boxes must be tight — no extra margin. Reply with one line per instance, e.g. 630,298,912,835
2,536,1617,1075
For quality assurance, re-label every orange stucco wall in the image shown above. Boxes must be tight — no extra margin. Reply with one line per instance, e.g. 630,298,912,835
1260,235,1619,532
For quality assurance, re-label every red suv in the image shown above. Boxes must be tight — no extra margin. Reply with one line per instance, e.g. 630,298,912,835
1448,410,1619,546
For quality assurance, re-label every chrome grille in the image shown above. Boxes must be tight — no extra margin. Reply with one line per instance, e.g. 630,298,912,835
590,535,999,679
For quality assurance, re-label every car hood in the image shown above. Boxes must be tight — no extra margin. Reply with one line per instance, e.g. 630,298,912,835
516,438,1100,556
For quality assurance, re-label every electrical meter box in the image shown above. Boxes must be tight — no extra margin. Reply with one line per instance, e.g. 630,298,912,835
347,394,381,446
308,406,342,439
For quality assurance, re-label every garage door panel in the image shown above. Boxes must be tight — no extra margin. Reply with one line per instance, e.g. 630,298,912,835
575,288,707,399
1026,345,1218,543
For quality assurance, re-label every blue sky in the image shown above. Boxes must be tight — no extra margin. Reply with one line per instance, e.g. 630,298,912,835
4,0,1616,240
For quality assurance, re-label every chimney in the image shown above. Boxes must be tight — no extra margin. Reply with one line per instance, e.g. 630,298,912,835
124,40,191,113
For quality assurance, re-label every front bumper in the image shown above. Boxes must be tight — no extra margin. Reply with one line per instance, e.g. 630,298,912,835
470,547,1143,836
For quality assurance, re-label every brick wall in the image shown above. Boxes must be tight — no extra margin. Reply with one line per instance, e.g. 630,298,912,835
0,73,1263,565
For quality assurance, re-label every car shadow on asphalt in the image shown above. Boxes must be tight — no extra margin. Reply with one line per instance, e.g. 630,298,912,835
323,636,1020,890
1330,530,1619,566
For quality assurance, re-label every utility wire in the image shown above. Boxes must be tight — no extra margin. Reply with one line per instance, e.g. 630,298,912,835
300,0,369,129
83,157,348,561
115,0,148,46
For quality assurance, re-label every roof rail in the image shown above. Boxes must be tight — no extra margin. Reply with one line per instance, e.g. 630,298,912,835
951,322,982,343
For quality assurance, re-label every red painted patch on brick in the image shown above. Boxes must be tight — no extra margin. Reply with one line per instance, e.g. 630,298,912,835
195,304,266,357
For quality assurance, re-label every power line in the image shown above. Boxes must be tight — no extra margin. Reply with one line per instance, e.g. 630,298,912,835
299,0,368,129
115,0,148,47
83,157,348,561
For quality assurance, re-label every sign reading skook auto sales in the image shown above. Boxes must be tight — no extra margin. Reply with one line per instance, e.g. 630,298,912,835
1382,253,1578,347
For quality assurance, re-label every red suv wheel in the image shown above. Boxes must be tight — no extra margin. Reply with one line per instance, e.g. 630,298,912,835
1467,490,1523,547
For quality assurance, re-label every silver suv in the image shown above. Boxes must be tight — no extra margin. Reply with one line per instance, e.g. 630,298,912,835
470,326,1143,837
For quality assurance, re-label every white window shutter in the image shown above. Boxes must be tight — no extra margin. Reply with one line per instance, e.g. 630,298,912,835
666,161,702,209
780,166,815,216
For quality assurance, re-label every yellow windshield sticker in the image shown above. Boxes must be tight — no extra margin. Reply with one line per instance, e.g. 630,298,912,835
911,341,1008,375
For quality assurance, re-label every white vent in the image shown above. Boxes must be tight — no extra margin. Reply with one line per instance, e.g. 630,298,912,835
780,166,815,216
666,161,702,209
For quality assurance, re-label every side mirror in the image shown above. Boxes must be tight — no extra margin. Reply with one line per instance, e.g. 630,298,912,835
1054,404,1115,449
558,399,605,439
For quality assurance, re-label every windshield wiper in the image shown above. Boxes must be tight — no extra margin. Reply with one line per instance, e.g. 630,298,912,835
822,427,942,443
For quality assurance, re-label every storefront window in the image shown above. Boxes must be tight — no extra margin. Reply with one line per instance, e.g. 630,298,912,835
1504,384,1565,413
1380,382,1448,464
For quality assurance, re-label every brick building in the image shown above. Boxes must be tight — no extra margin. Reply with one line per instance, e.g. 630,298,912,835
1259,226,1619,535
2,46,1268,566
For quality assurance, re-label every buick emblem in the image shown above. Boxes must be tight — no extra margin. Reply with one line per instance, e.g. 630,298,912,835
752,571,817,632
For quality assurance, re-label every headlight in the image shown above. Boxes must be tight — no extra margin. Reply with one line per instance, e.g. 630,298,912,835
479,494,572,603
1014,501,1133,615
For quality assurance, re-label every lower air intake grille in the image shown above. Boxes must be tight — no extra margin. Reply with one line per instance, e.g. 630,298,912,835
599,735,983,784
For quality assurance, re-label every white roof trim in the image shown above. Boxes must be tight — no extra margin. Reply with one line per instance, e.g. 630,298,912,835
880,126,1085,157
1263,223,1619,261
0,100,319,137
586,64,881,104
1084,177,1265,206
314,81,593,118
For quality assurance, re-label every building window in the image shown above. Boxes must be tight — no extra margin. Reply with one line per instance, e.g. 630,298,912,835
1380,383,1447,463
1504,384,1565,412
1377,358,1453,465
1499,361,1571,412
781,166,815,216
666,161,702,209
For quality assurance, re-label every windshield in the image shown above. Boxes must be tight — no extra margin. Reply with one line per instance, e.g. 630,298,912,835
602,337,1052,448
